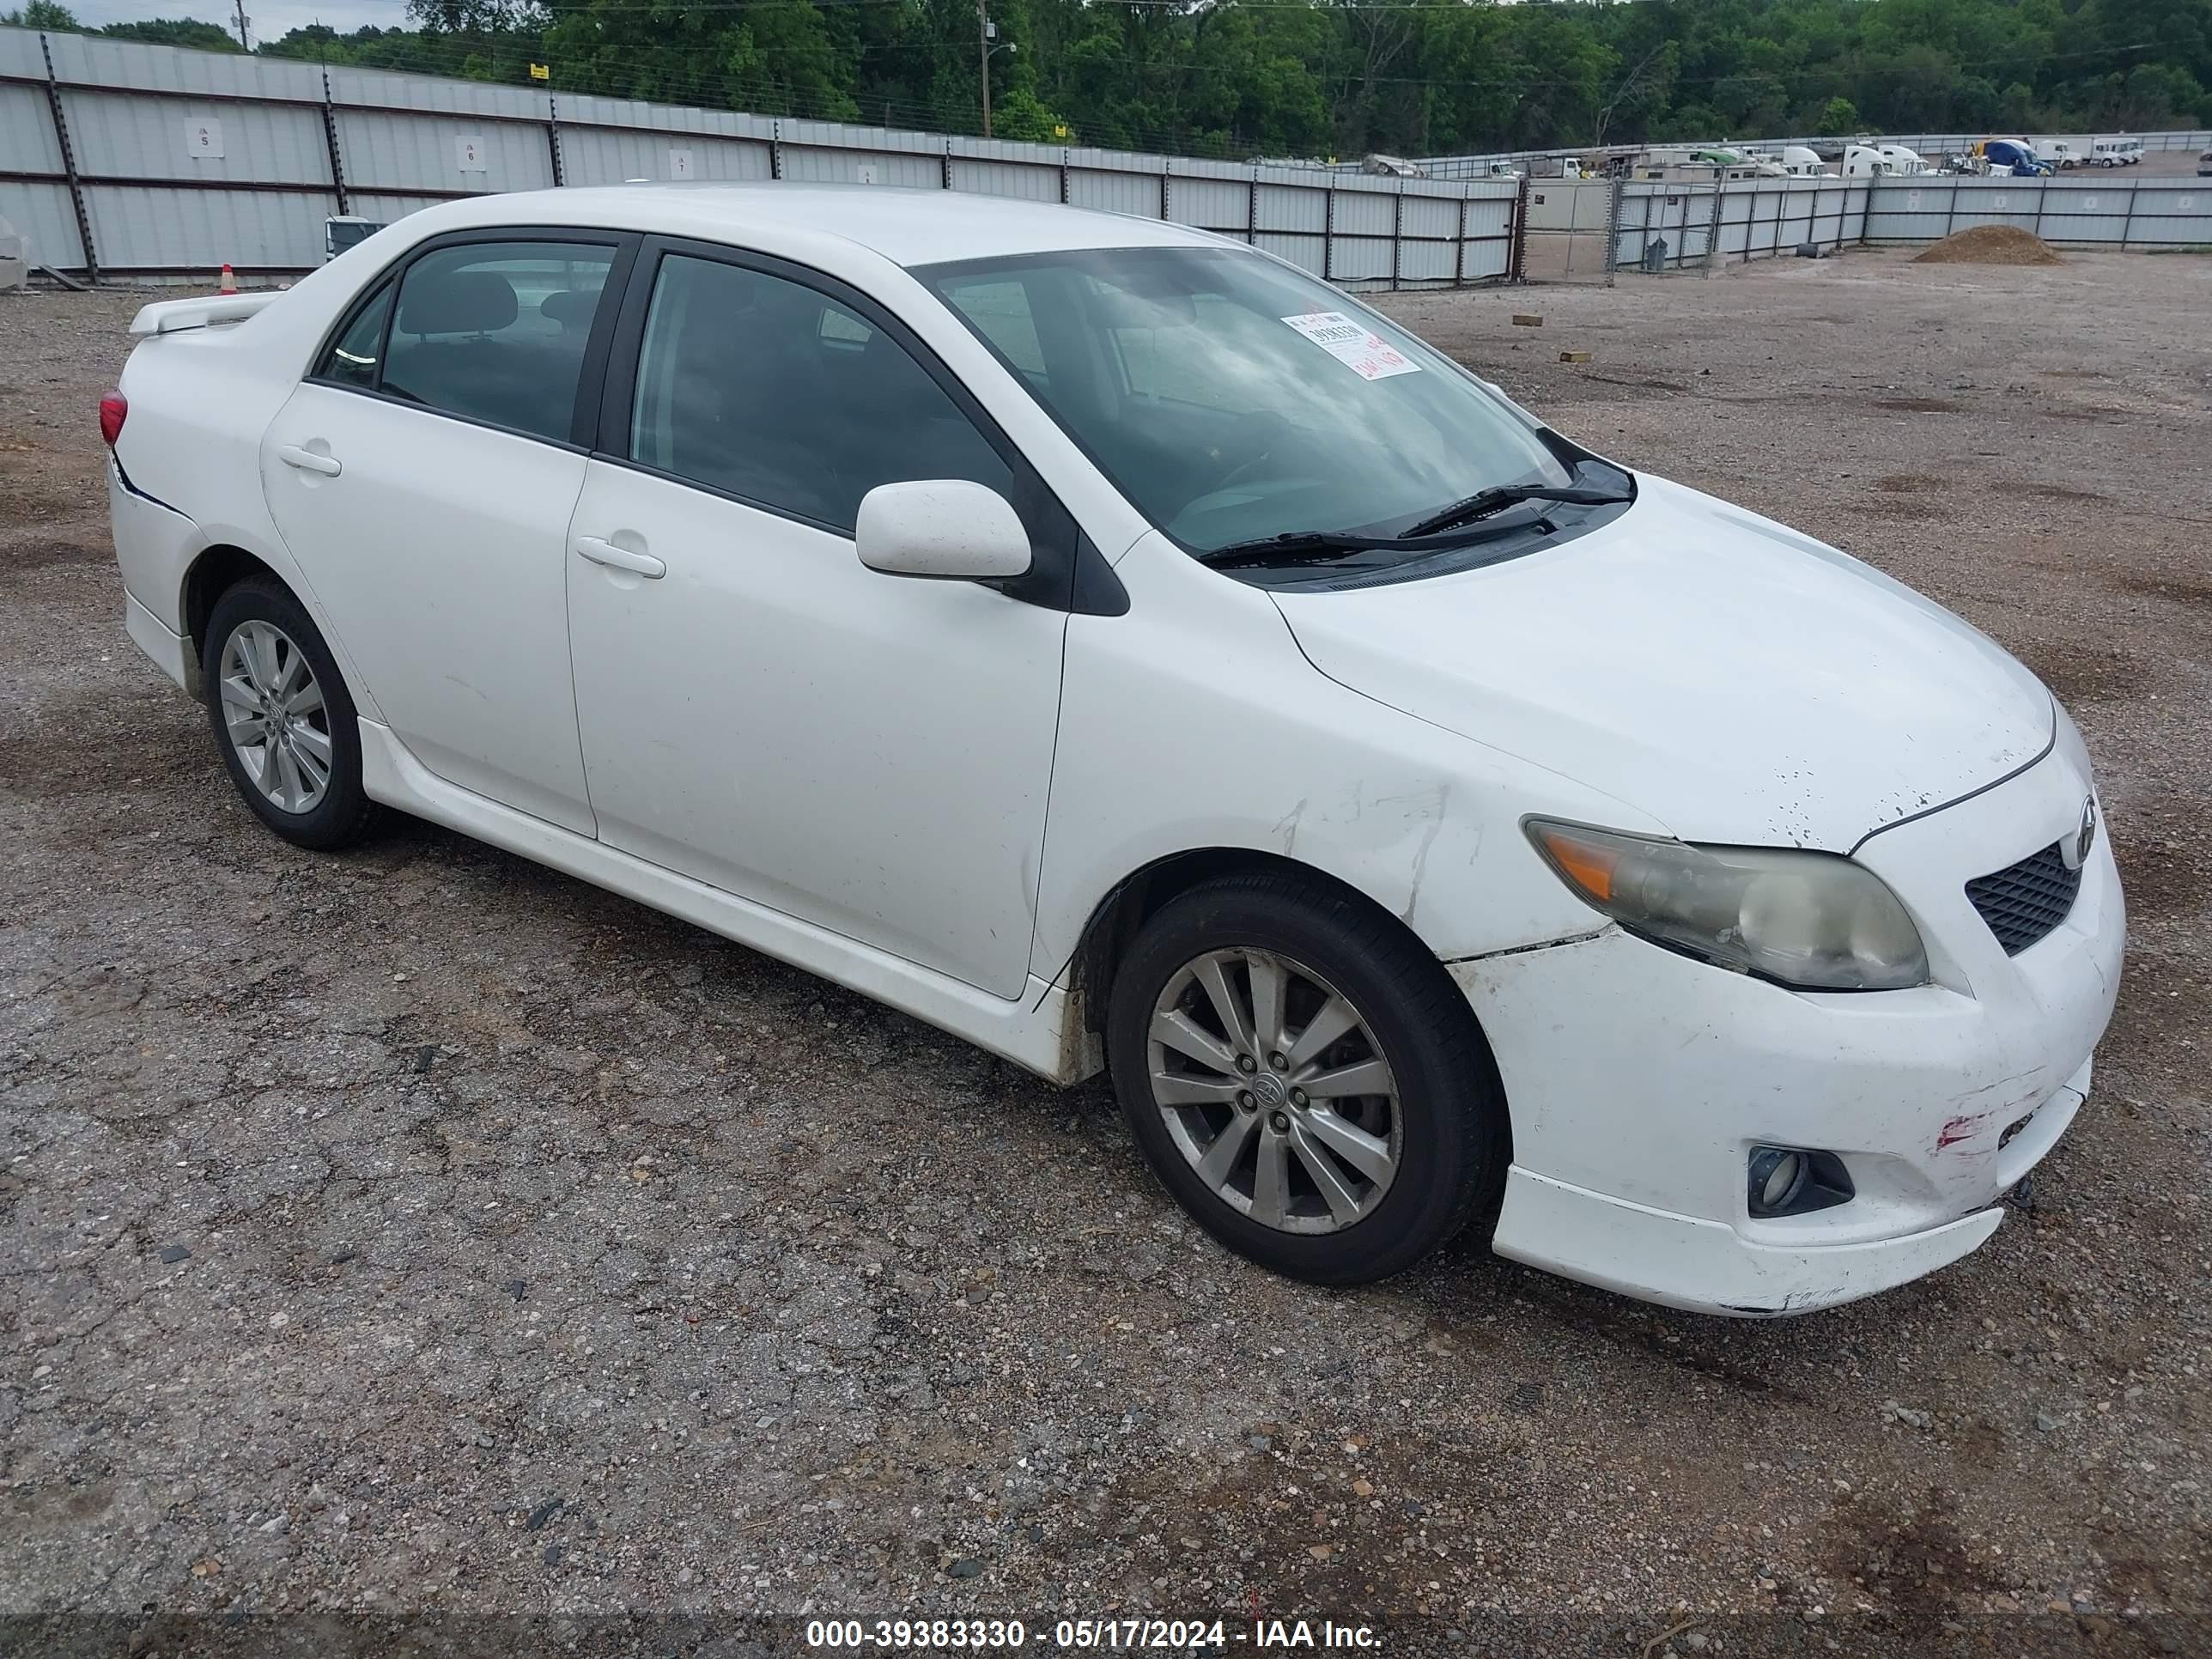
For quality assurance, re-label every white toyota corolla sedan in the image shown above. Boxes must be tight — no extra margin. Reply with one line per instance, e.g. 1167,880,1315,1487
103,185,2122,1314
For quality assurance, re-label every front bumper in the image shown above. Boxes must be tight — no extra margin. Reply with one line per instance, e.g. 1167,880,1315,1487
1458,747,2123,1316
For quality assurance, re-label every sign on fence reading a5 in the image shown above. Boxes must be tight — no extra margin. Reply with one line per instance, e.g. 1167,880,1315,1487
1279,311,1421,381
184,119,222,160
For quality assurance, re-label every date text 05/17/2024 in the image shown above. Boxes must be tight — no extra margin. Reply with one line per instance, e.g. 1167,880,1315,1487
804,1618,1383,1650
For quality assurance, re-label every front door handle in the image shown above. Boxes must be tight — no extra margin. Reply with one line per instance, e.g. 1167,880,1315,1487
574,535,666,580
277,444,342,477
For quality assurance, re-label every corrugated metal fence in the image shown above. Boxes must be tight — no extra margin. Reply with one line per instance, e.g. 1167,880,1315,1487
1861,174,2212,250
0,27,1523,290
1609,177,1870,272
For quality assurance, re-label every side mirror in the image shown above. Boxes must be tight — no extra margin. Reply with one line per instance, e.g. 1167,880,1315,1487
855,479,1031,581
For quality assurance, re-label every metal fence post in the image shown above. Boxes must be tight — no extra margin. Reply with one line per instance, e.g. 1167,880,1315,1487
770,119,784,181
320,67,349,216
1323,184,1335,283
1389,184,1402,290
1509,174,1528,282
1604,173,1624,287
1701,178,1723,274
546,97,564,188
2033,177,2048,242
1159,159,1170,222
38,33,97,284
2118,180,2136,250
1246,166,1258,246
940,141,951,191
1455,190,1469,287
1059,155,1070,206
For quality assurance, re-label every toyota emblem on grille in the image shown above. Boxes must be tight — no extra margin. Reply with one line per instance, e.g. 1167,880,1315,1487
2063,796,2098,871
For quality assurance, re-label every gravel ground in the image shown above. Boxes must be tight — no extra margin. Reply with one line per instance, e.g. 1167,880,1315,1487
2,250,2208,1658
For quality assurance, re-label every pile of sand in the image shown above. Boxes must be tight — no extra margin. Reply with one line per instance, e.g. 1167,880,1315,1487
1912,224,2063,266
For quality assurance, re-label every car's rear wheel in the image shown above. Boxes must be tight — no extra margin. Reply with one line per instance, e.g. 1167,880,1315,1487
1105,872,1508,1285
202,580,379,850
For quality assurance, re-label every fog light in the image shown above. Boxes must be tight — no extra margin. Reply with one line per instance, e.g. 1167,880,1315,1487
1747,1146,1855,1218
1750,1148,1806,1214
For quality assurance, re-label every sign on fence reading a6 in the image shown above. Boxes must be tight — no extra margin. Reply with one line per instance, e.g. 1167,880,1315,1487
455,135,487,173
1279,311,1421,381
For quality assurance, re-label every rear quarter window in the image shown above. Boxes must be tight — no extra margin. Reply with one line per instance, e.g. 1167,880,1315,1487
315,278,392,391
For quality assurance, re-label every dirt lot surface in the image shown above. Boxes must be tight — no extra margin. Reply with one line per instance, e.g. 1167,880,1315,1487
3,250,2209,1657
2128,149,2209,179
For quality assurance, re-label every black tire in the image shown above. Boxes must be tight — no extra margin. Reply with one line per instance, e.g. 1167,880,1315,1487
201,578,380,851
1105,872,1509,1285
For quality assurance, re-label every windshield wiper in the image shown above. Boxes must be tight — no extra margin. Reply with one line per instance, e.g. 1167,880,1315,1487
1399,483,1632,540
1196,530,1390,571
1200,476,1634,572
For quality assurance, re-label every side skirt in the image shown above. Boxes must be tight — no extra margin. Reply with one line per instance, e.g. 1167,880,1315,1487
356,720,1084,1084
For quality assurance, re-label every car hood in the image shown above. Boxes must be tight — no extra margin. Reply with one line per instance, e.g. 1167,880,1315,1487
1271,474,2053,851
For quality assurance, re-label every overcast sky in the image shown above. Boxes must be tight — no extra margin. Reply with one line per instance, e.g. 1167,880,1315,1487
68,0,407,43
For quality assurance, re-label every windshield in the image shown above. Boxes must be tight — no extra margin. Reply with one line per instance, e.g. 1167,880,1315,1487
917,246,1571,556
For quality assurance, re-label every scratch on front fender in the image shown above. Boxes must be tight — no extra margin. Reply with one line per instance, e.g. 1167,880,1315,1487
1402,791,1446,925
1445,926,1613,967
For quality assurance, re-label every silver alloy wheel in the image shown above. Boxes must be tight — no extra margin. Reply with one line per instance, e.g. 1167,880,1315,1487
1147,947,1401,1235
217,619,332,815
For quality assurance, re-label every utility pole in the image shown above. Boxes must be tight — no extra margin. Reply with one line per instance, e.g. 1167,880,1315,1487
232,0,251,51
978,0,992,139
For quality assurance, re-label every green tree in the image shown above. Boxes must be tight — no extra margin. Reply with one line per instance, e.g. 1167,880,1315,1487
3,1,79,27
229,0,2212,166
100,18,244,52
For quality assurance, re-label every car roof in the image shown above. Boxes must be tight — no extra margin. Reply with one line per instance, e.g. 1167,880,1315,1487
425,183,1228,269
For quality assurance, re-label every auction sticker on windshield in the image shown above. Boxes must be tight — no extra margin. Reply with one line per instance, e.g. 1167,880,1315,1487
1280,311,1421,380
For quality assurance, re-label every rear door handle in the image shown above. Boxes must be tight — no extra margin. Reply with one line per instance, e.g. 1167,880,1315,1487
277,444,342,477
574,535,666,580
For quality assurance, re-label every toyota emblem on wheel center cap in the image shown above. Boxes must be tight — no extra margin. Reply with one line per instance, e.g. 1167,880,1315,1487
2063,796,2097,870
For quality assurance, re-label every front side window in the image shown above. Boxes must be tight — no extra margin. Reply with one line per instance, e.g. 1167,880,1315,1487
380,240,615,443
626,253,1011,533
921,246,1573,556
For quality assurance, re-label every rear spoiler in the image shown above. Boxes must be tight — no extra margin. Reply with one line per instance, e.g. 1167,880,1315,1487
129,290,283,337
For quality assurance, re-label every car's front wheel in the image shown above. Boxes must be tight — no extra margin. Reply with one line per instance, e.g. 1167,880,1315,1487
201,579,379,850
1106,872,1509,1285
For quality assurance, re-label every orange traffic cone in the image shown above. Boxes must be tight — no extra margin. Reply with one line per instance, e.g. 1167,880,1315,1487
218,262,238,295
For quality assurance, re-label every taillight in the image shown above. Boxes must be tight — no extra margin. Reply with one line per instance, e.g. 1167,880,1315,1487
99,389,128,447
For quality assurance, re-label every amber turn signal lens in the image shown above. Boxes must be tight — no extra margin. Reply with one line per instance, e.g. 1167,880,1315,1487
1527,822,1620,903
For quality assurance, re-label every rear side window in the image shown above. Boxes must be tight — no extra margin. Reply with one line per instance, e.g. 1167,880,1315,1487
379,240,615,443
317,278,392,390
627,253,1011,532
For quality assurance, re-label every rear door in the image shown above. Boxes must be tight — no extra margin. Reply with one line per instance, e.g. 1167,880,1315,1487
260,232,630,834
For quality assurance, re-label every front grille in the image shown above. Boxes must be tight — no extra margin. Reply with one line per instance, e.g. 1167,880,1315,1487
1966,842,2081,956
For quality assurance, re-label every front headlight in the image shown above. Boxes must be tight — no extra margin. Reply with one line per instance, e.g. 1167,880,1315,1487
1525,819,1930,992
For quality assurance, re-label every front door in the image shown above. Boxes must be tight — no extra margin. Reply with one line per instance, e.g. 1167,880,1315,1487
260,234,625,834
562,247,1067,998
